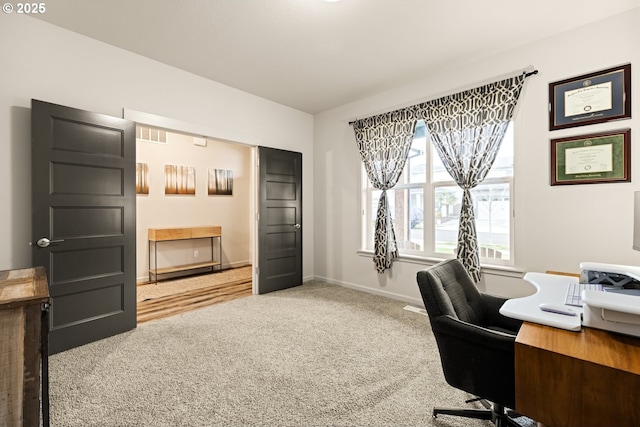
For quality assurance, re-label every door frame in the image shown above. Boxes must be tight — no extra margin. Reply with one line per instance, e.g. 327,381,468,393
122,109,264,293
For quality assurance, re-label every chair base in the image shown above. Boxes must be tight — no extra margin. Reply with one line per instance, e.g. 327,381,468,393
433,401,524,427
433,407,493,420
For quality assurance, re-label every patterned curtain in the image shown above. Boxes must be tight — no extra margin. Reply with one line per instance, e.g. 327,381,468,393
352,109,420,273
419,75,526,282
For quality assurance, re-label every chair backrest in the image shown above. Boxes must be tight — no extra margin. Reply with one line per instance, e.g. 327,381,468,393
416,258,518,409
416,258,486,326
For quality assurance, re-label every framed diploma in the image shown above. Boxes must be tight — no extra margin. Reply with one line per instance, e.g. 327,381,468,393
551,129,630,185
549,64,631,131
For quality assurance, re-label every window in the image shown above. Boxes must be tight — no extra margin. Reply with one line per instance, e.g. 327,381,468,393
361,121,514,265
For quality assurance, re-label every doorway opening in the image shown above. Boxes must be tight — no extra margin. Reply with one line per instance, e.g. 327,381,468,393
132,122,256,322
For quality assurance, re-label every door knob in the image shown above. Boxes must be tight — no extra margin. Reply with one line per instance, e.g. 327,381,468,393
293,224,301,229
35,237,65,248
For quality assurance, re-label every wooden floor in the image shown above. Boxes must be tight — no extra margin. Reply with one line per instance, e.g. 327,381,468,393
137,277,253,324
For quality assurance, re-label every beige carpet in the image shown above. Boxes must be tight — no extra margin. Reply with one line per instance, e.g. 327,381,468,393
50,281,534,427
137,266,252,302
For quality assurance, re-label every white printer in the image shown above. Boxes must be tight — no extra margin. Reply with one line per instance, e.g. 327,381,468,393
579,262,640,338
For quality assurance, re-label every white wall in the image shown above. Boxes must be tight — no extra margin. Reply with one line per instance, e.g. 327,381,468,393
136,132,252,282
313,9,640,305
0,15,315,281
3,10,639,305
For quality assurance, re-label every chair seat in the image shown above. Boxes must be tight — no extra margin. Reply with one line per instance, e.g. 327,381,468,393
416,259,526,427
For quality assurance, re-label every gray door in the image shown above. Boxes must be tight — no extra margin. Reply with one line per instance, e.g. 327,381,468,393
258,147,302,294
31,100,136,354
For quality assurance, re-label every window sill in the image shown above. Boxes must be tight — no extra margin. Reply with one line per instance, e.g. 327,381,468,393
357,250,524,278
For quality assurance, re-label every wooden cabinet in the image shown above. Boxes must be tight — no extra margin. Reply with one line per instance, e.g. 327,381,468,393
515,322,640,427
0,267,50,427
148,226,222,282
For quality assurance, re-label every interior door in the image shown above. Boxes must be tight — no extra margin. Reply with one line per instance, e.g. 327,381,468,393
31,99,136,354
258,147,302,294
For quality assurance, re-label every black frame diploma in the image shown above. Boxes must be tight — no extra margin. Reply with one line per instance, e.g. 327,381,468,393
549,64,631,131
551,129,630,186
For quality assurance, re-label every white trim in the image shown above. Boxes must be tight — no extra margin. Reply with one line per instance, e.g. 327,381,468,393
122,108,263,147
313,274,424,307
252,147,259,295
356,250,524,278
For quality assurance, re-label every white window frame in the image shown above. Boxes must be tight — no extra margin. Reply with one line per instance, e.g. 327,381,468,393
360,122,515,267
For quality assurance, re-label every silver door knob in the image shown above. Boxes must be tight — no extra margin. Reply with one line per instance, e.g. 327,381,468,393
293,224,301,229
36,237,65,248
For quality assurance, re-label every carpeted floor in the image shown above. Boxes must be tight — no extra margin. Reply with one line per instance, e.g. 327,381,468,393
49,281,533,427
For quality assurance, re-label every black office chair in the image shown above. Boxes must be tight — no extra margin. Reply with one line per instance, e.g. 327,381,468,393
416,259,525,427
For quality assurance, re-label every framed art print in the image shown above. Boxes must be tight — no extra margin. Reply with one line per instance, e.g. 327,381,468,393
551,129,630,185
165,164,196,195
208,168,233,196
549,64,631,131
136,162,149,195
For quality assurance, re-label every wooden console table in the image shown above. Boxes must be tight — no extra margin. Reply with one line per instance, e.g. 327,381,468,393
515,321,640,427
0,266,50,427
148,226,222,283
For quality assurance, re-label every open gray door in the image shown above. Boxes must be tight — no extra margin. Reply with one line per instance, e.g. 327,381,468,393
31,100,136,354
258,147,302,294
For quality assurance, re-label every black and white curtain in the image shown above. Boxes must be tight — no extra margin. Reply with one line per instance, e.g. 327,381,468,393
419,75,526,282
352,109,421,273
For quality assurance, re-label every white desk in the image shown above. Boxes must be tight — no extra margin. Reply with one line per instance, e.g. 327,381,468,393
499,272,582,331
504,271,640,426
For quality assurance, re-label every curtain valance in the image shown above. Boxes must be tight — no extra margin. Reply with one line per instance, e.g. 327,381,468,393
350,70,536,126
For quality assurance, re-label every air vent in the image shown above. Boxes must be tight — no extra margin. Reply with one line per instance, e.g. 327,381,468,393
137,126,167,144
403,305,427,316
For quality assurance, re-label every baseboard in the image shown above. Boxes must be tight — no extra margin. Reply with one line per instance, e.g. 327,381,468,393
312,275,424,307
137,261,252,284
226,260,252,270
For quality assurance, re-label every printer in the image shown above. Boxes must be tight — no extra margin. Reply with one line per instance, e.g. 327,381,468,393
579,262,640,338
580,261,640,288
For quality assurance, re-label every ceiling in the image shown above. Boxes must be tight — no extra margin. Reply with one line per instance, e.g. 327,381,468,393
35,0,639,114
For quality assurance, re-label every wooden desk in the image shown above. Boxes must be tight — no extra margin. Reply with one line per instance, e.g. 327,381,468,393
515,322,640,427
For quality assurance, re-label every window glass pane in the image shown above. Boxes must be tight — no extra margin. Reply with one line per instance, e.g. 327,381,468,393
431,123,514,182
404,188,423,250
398,129,427,185
434,186,462,254
433,183,511,260
474,182,510,260
369,188,423,251
485,123,513,179
431,145,453,182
